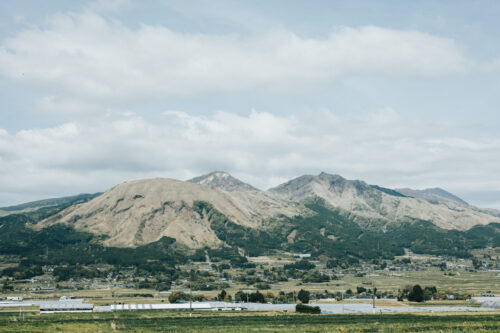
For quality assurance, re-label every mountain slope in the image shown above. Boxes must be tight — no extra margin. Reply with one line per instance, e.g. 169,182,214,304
37,177,303,248
188,171,258,191
396,187,469,206
268,172,499,230
0,193,100,214
34,171,500,251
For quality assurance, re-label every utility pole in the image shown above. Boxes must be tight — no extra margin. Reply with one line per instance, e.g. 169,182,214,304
19,306,24,322
189,282,192,317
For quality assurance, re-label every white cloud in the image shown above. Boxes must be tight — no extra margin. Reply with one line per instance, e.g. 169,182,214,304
0,11,470,106
0,109,499,208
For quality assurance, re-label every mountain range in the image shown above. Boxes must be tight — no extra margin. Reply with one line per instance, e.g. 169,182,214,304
31,171,499,250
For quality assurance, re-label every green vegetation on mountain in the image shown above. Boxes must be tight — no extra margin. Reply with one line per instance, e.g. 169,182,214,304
1,196,500,282
369,185,408,197
193,201,278,256
0,208,189,281
198,197,500,260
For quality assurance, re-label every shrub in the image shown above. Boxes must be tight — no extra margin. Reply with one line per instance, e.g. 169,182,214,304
296,303,321,314
255,283,271,290
284,260,315,270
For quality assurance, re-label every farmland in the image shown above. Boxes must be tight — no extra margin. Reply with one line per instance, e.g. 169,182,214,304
1,311,500,332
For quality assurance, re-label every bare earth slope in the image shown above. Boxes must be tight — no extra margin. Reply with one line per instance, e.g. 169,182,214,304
38,177,303,248
268,172,500,230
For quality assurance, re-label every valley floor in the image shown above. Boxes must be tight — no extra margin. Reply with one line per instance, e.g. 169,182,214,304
1,311,500,332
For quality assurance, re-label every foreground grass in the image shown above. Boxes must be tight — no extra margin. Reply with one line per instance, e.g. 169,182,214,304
1,311,500,332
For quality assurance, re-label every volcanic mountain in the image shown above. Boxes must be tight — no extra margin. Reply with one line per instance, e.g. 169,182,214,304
268,172,499,230
37,175,304,248
36,171,500,249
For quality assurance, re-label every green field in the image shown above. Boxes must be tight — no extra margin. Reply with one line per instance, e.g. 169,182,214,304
1,311,500,332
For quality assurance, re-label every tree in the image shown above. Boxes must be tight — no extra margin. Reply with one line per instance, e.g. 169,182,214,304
1,282,13,292
234,291,247,302
408,285,424,302
297,289,310,304
356,286,367,294
472,258,483,270
249,291,265,303
217,289,227,301
423,286,437,301
168,291,189,303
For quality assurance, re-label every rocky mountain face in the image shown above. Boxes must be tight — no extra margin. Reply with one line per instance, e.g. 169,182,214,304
37,177,304,248
188,171,257,192
268,172,499,230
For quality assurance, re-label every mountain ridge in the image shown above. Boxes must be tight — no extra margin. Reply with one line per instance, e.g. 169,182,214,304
0,193,101,214
396,187,469,206
31,171,500,249
268,172,499,230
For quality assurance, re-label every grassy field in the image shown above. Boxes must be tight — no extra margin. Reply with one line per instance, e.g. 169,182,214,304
340,268,500,294
1,311,500,332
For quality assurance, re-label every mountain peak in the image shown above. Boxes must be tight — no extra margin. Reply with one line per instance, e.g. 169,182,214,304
318,171,345,180
188,171,258,192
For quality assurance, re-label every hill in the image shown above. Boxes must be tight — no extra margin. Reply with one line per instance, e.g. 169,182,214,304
37,177,304,248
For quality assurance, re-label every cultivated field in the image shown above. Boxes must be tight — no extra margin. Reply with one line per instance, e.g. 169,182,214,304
1,311,500,332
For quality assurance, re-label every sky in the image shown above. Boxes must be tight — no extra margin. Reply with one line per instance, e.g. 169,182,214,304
0,0,499,208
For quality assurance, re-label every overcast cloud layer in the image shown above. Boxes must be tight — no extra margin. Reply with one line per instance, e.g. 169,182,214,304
0,12,471,105
0,2,499,208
